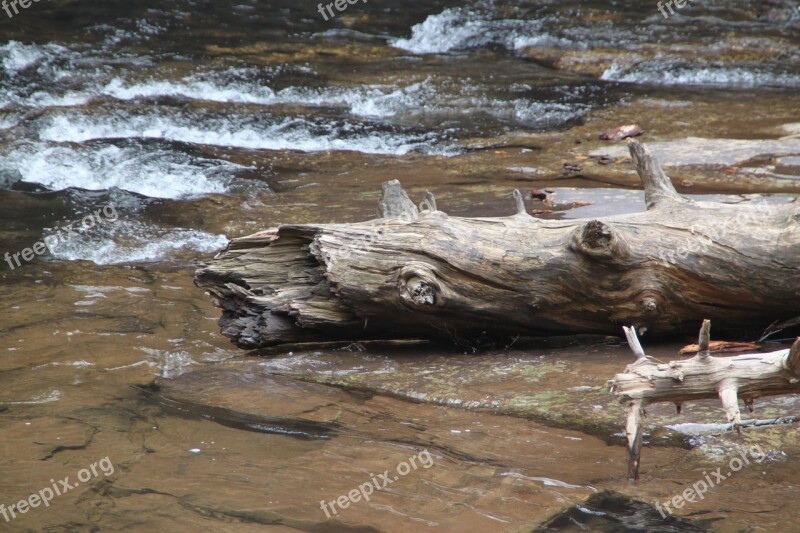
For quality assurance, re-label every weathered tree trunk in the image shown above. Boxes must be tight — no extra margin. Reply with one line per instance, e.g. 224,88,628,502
610,320,800,479
195,139,800,349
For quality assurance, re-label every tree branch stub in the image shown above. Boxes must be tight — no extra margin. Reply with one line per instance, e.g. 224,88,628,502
627,138,688,210
378,179,419,219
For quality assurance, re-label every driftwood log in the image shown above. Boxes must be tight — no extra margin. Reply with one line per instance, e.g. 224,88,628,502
195,139,800,349
610,320,800,480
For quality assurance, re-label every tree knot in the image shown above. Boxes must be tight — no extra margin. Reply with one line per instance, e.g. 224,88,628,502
397,263,442,309
571,220,629,262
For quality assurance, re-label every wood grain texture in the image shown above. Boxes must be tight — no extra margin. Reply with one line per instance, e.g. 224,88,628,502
195,140,800,349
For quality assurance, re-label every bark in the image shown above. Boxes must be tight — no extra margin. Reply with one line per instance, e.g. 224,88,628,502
610,320,800,479
195,139,800,349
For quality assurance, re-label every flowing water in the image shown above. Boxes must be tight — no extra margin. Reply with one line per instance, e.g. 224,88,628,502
1,1,800,531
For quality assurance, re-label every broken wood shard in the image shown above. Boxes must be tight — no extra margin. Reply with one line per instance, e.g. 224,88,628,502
622,326,645,359
378,179,418,219
512,189,527,215
195,139,800,349
423,191,437,213
610,320,800,479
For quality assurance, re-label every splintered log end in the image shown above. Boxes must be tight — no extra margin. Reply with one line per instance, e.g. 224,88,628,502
378,180,419,220
627,138,684,210
512,189,527,216
625,399,645,480
785,338,800,377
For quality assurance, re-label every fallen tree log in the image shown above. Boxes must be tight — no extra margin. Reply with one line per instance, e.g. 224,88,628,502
195,139,800,349
610,320,800,480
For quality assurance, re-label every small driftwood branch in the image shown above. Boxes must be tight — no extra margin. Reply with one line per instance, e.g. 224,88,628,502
610,320,800,480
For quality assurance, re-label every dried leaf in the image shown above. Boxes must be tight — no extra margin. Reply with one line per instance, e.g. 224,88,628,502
679,340,760,355
599,124,644,141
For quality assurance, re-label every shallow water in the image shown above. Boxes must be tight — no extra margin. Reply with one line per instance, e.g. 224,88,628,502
1,0,799,531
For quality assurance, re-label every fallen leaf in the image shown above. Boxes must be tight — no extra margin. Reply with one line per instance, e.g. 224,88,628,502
679,340,760,355
531,189,548,201
599,124,644,141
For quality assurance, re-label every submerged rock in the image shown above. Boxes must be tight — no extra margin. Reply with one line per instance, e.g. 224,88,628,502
588,137,800,168
539,490,711,532
519,38,800,84
582,135,800,193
